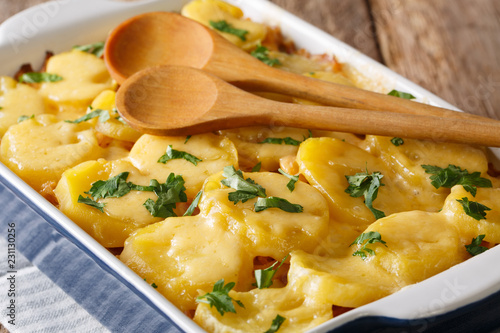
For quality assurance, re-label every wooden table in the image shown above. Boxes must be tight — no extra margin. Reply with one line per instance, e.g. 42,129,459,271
1,0,499,120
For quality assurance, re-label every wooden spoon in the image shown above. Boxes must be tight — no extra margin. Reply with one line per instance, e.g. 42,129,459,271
104,11,487,122
115,65,500,147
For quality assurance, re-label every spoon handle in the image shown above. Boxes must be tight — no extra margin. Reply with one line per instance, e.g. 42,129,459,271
257,97,500,147
228,61,489,122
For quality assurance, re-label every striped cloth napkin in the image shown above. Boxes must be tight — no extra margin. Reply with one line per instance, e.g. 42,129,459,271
0,180,181,333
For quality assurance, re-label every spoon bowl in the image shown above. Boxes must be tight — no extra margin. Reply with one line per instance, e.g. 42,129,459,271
116,65,500,147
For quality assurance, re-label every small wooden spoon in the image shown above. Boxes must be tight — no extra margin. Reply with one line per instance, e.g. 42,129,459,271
115,65,500,147
105,11,487,122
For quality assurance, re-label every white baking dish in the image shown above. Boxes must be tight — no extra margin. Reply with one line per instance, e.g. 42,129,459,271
1,0,499,332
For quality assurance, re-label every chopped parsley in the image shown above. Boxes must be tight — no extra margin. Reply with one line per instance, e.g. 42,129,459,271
350,231,387,260
388,89,416,100
254,197,303,213
79,172,186,218
265,314,286,333
209,20,248,41
73,41,105,58
259,137,302,146
143,175,188,218
465,235,488,256
251,161,262,172
456,197,491,220
65,109,110,124
158,145,202,166
390,137,404,146
77,195,105,212
84,172,134,200
17,114,34,123
345,168,385,219
151,282,158,289
421,164,492,197
184,135,192,144
254,254,288,289
221,165,266,204
251,45,281,67
196,279,244,316
183,190,203,216
221,166,302,213
278,168,299,192
18,72,63,83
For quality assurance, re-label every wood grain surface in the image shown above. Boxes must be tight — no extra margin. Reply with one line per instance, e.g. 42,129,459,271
0,0,499,120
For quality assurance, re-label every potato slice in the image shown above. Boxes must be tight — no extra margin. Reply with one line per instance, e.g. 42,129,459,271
54,159,170,248
361,135,489,191
120,214,253,313
194,282,333,333
0,76,46,137
363,211,467,286
276,211,466,309
38,50,115,118
297,137,439,231
128,133,238,200
182,0,266,50
0,114,104,194
441,185,500,244
218,127,311,171
201,171,329,260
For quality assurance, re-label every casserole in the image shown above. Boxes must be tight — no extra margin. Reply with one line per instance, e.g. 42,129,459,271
1,0,500,331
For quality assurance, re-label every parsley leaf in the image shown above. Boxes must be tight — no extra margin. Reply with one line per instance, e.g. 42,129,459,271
209,20,248,41
345,169,385,219
77,195,105,212
183,190,203,216
251,45,281,67
73,41,105,58
143,175,188,218
259,137,302,146
17,114,34,123
254,254,289,289
350,231,387,260
388,89,416,100
456,197,491,220
254,197,303,213
85,172,132,200
196,279,244,316
158,145,202,166
221,165,266,204
221,166,302,213
465,234,488,256
265,314,286,333
65,109,110,124
421,164,492,197
251,161,262,172
278,168,299,192
390,137,404,146
184,135,192,144
19,72,63,83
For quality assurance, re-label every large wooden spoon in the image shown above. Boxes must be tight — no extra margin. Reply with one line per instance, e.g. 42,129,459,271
115,65,500,147
105,11,486,122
